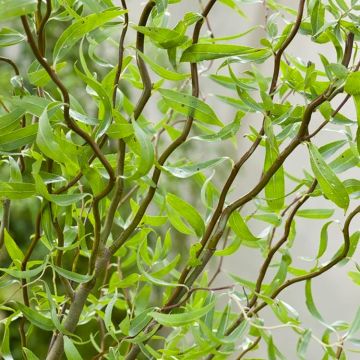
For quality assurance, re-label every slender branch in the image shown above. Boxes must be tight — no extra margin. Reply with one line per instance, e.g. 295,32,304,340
165,0,307,306
169,87,333,309
269,0,305,96
19,208,42,348
224,204,360,341
109,0,217,257
0,56,20,75
204,31,359,357
248,180,317,309
37,0,52,56
305,32,356,141
45,2,155,358
53,217,74,299
133,1,154,120
236,336,261,360
208,227,230,286
252,204,360,315
21,16,115,184
121,2,218,359
0,199,10,251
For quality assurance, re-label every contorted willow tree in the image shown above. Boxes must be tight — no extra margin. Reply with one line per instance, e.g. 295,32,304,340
0,0,359,359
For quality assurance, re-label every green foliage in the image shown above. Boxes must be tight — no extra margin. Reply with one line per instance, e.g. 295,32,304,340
0,0,359,359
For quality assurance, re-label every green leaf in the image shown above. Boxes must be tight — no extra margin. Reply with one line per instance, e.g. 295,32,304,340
305,280,324,322
316,221,332,259
137,241,182,288
0,108,25,134
28,61,67,87
48,193,88,207
110,273,140,290
166,193,205,237
267,335,276,360
329,148,359,174
132,26,187,49
214,235,242,256
129,307,155,337
180,44,271,62
349,271,360,285
344,71,360,96
0,182,35,200
36,105,78,174
192,111,243,141
64,336,83,360
149,300,215,327
16,302,54,331
308,143,349,210
0,262,46,279
136,51,189,81
296,209,334,219
104,291,118,340
264,118,284,211
347,307,360,340
23,348,40,360
74,65,112,138
297,329,312,360
107,119,133,139
228,211,259,242
4,229,24,264
0,28,25,47
1,313,14,360
0,0,37,21
162,157,229,178
159,88,223,127
53,8,126,62
4,96,62,119
344,72,360,141
311,0,325,35
53,265,93,283
344,179,360,198
318,140,347,159
0,124,38,151
125,120,154,180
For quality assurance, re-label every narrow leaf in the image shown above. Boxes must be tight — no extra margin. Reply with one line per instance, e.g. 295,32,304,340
264,118,284,211
149,300,215,327
308,143,349,210
54,9,126,62
159,88,223,127
181,44,271,63
0,0,37,21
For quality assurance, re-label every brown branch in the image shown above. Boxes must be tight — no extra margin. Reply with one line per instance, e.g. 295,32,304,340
21,16,115,184
305,32,356,141
236,336,261,360
121,2,218,359
133,1,154,120
0,56,20,75
255,204,360,312
0,199,10,251
165,0,307,307
108,0,217,256
37,0,52,56
248,180,317,309
204,30,358,356
208,227,230,286
19,209,42,348
43,2,155,358
269,0,305,96
224,204,360,341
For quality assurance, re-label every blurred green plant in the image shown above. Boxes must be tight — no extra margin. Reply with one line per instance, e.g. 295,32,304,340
0,0,359,359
